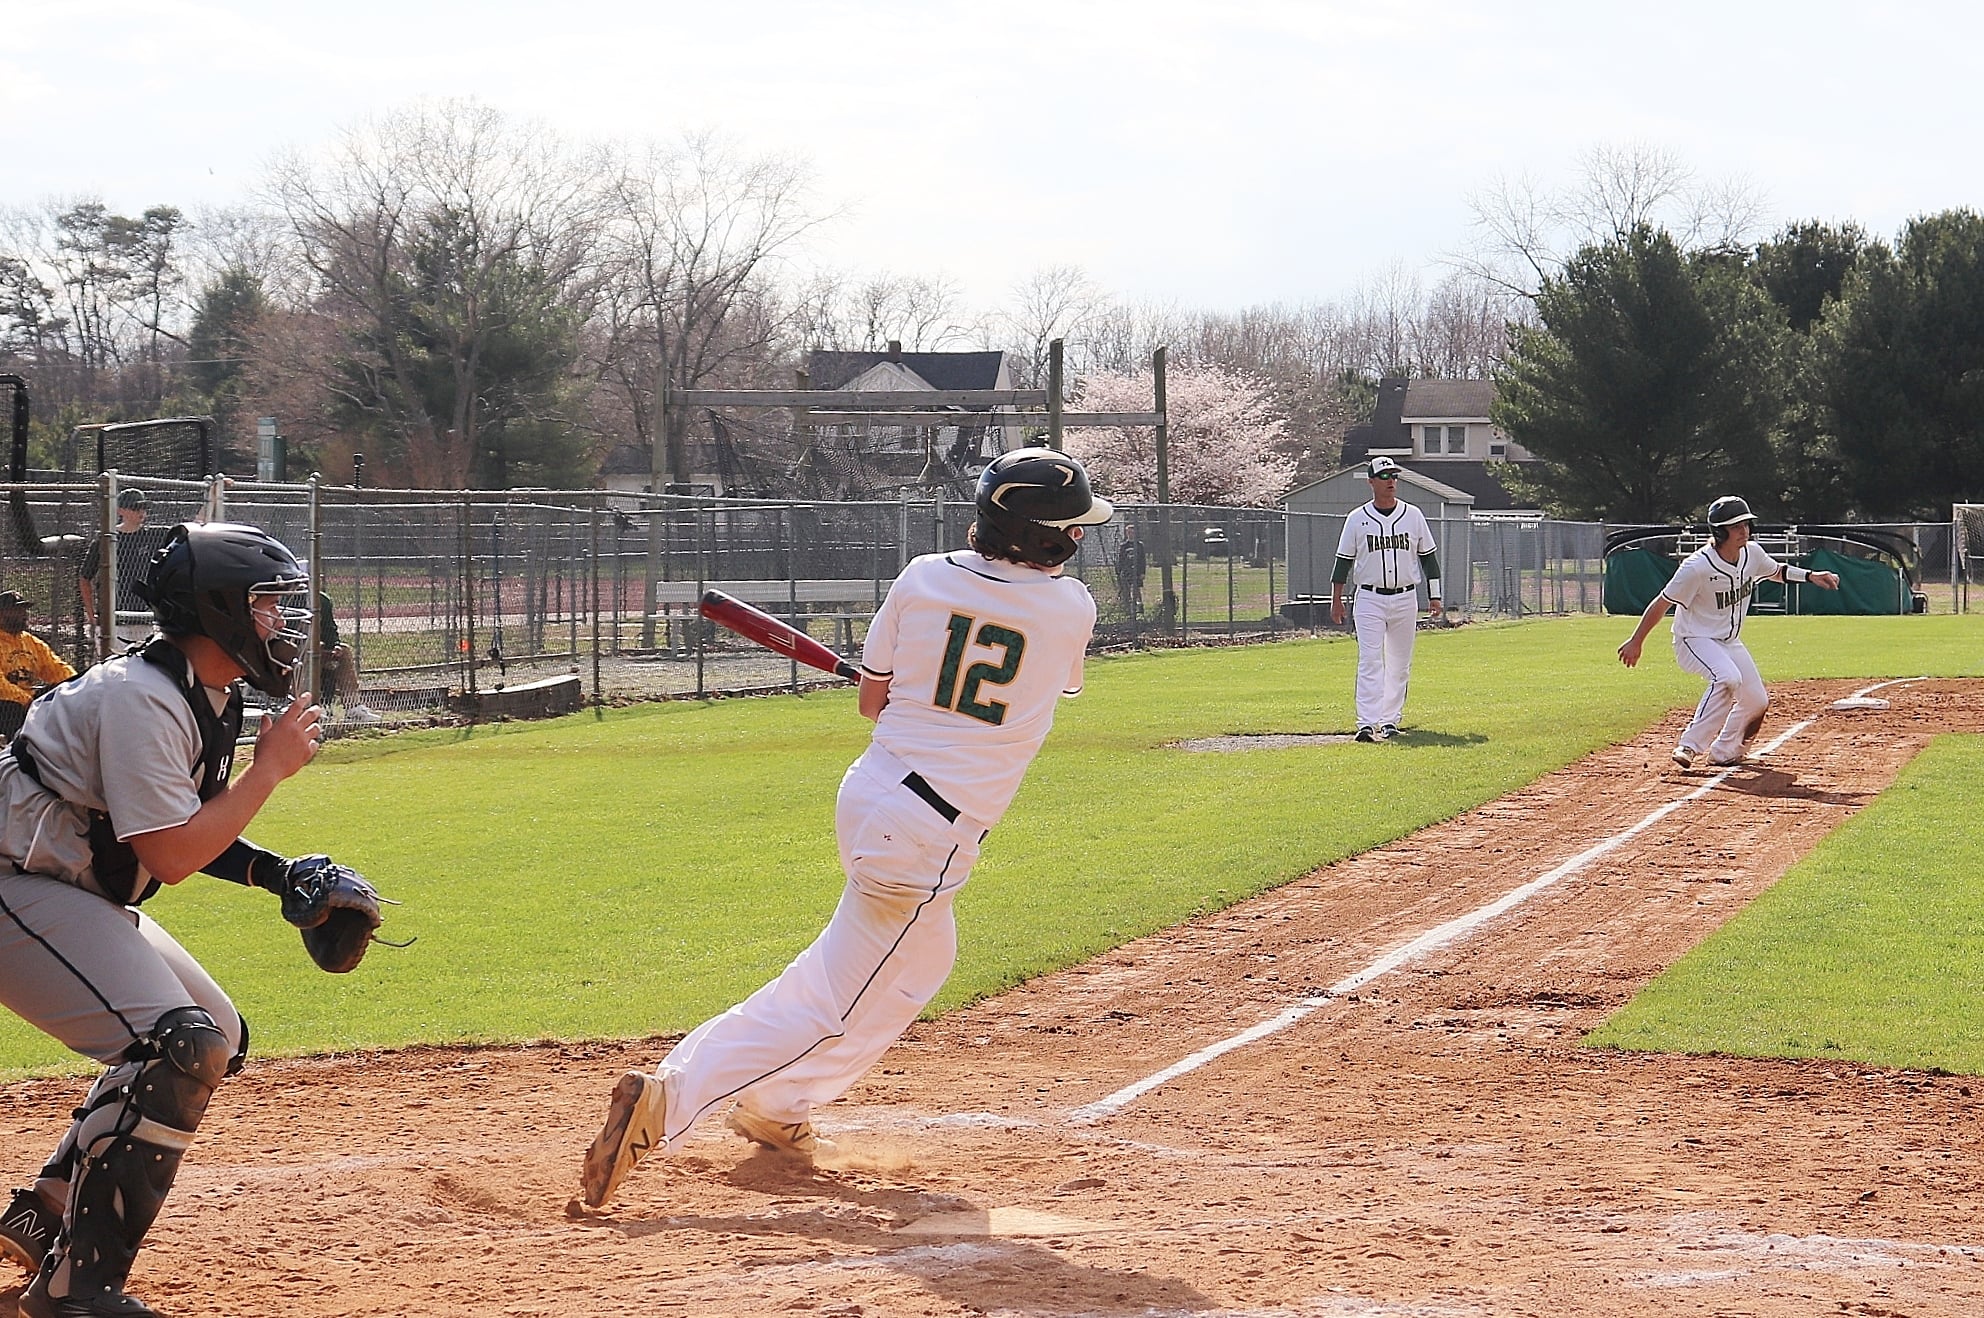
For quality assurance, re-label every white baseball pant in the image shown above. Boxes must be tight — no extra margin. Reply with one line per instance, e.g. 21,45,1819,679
1352,587,1419,728
650,745,986,1148
1673,634,1766,762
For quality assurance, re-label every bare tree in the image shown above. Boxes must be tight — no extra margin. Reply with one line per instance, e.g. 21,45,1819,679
1678,175,1772,254
266,99,603,486
1349,260,1424,378
1417,272,1512,379
785,270,975,353
186,205,312,306
592,132,829,488
997,264,1112,388
1564,141,1692,242
1451,140,1767,298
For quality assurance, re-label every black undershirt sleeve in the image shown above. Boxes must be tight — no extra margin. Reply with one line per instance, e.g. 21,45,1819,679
203,839,289,892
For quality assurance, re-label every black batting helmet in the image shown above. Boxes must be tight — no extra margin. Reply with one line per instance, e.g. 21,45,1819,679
1706,495,1757,527
971,448,1114,567
137,522,311,696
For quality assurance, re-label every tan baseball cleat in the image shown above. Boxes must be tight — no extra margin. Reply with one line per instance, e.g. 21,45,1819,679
580,1070,666,1207
725,1106,835,1159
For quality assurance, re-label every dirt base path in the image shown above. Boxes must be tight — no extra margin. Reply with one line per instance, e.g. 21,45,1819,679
7,679,1984,1317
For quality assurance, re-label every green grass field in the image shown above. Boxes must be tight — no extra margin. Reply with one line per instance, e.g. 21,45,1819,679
3,612,1980,1078
1585,732,1984,1072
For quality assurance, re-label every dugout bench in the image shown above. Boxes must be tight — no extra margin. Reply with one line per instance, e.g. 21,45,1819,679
649,579,892,655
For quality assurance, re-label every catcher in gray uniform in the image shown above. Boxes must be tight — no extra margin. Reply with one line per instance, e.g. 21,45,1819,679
0,522,386,1318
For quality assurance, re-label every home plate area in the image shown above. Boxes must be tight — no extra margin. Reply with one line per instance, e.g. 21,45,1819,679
4,681,1982,1317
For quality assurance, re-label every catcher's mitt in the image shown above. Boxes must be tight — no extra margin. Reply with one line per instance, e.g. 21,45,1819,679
279,854,385,974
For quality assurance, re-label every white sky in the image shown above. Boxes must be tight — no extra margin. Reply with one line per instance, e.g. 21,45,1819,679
3,0,1979,313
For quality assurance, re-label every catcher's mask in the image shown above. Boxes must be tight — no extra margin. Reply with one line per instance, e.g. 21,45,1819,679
971,447,1115,567
137,522,311,696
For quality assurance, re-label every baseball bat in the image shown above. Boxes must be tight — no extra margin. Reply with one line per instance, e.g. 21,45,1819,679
698,589,860,681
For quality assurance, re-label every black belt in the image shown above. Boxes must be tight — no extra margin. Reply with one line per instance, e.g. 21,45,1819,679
902,771,960,823
1359,584,1414,595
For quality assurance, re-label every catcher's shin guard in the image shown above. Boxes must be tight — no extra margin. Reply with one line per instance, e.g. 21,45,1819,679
41,1008,229,1307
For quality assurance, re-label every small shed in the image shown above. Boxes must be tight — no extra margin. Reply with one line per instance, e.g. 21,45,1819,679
1282,465,1475,602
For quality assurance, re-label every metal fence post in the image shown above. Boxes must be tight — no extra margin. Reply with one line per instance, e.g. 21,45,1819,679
460,499,477,697
306,476,322,707
590,502,602,703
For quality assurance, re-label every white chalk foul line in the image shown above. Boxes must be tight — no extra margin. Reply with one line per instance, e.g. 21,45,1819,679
1067,705,1860,1126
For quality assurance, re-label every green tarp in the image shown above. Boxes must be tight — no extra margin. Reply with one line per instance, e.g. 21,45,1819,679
1798,547,1910,615
1603,547,1677,615
1603,545,1908,616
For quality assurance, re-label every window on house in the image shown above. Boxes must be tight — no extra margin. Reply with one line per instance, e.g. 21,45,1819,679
1447,426,1467,455
1489,440,1507,458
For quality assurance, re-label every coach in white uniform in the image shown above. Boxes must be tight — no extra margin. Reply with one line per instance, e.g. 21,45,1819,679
1617,495,1839,767
1329,457,1442,742
583,448,1109,1206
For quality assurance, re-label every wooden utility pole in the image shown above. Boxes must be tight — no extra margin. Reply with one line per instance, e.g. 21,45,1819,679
1046,339,1064,450
1153,347,1176,631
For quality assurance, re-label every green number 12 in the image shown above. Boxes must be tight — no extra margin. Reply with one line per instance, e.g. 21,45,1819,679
933,613,1026,725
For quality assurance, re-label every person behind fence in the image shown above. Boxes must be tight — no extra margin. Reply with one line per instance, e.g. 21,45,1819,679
1329,457,1442,743
317,592,380,725
0,521,387,1318
78,489,167,653
1115,523,1147,610
0,590,75,740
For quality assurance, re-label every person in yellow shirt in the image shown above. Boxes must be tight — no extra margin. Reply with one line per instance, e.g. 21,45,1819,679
0,590,76,739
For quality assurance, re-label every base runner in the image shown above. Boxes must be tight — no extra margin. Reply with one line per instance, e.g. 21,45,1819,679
1617,496,1840,767
581,448,1112,1206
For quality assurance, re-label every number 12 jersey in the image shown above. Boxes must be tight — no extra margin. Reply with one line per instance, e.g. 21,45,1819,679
860,549,1097,826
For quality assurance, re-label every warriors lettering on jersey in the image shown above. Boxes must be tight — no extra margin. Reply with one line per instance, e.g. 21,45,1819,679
1714,581,1755,610
1366,532,1412,551
1663,541,1789,643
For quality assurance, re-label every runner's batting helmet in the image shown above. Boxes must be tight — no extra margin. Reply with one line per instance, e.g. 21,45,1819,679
1706,495,1758,544
137,522,312,695
972,448,1115,567
1706,495,1757,527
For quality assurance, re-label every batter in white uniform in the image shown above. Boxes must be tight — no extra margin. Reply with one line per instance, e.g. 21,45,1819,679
1329,457,1442,742
582,448,1110,1206
1617,495,1839,767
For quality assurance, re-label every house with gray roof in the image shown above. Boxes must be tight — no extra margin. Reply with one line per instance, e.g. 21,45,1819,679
599,343,1025,500
1339,377,1538,511
801,343,1023,490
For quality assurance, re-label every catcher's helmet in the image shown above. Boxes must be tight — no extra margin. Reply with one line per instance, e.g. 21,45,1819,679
972,448,1115,567
137,522,311,696
1706,495,1757,527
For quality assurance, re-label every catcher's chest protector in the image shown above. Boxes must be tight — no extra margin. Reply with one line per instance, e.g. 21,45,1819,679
10,642,243,905
139,638,245,801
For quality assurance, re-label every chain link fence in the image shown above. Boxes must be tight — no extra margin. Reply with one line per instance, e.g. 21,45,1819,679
0,479,1965,732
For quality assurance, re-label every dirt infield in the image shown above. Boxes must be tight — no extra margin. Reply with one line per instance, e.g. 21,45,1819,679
7,679,1984,1317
